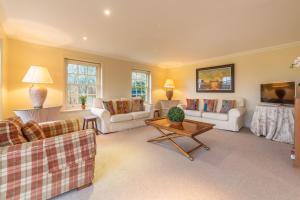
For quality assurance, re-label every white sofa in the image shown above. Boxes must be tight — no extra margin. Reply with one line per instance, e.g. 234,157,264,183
178,98,246,132
91,98,154,134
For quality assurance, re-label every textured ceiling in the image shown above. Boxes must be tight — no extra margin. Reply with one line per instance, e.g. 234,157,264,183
0,0,299,67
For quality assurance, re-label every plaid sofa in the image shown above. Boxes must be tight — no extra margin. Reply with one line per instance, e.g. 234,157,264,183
0,119,97,200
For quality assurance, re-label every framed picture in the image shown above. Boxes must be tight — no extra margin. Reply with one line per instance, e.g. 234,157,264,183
196,64,235,93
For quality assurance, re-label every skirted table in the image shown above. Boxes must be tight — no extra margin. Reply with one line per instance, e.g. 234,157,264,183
250,105,294,144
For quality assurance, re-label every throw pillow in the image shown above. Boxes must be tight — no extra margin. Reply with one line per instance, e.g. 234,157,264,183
7,116,24,130
131,99,144,112
0,121,27,147
186,99,199,110
220,100,236,113
203,99,218,112
102,100,116,115
116,100,131,114
22,120,46,141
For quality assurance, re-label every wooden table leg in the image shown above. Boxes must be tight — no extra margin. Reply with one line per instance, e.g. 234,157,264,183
191,136,210,150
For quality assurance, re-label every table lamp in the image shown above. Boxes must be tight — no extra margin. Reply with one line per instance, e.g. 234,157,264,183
164,79,175,100
22,66,53,108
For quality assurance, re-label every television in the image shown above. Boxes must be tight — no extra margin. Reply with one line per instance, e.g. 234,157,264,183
261,82,295,104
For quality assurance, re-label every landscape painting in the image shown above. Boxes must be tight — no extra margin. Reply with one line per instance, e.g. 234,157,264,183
196,64,235,93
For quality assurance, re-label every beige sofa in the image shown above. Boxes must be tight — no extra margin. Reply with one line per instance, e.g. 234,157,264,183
178,98,246,132
91,98,154,133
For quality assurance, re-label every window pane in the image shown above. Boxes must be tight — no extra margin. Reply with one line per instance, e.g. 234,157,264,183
88,67,96,75
68,64,77,74
87,85,96,94
78,75,87,84
68,85,79,105
87,95,96,105
87,76,96,84
79,65,87,74
67,74,76,84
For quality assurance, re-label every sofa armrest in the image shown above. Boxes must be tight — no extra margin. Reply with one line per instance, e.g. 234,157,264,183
177,104,187,110
144,103,155,118
91,108,111,123
228,107,246,118
39,119,80,138
0,129,96,182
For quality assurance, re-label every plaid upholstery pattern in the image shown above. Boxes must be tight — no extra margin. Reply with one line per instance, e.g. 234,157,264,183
39,119,80,138
0,120,96,200
6,116,24,130
22,120,46,141
0,121,27,147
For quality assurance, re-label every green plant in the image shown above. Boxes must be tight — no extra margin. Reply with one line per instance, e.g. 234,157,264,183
167,107,185,122
79,95,87,105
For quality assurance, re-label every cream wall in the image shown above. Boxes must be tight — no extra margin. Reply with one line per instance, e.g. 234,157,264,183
0,25,8,119
4,39,166,118
167,44,300,127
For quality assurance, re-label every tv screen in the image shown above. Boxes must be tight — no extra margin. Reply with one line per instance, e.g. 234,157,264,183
261,82,295,104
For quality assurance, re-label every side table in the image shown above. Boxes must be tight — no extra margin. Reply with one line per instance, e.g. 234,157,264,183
14,106,62,123
250,105,294,144
83,115,100,134
160,100,180,116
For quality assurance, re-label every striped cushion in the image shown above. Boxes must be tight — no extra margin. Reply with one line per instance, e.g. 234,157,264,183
22,120,46,141
131,99,144,112
220,100,236,113
203,99,218,112
102,100,116,115
0,121,27,147
40,119,80,138
6,116,24,130
186,99,199,110
116,100,131,114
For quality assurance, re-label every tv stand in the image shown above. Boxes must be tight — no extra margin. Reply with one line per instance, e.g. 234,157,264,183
250,105,294,144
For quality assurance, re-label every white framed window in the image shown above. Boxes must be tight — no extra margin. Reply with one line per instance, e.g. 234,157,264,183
131,70,151,103
65,59,101,108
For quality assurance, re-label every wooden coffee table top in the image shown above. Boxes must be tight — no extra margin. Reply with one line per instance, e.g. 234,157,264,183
146,118,214,137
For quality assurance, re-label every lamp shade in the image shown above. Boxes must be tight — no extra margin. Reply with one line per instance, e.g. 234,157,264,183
164,79,175,88
22,66,53,84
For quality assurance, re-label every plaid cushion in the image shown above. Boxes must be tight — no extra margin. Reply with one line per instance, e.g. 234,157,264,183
203,99,218,112
116,100,131,114
7,116,24,130
0,121,27,147
22,120,46,141
39,119,80,138
102,100,116,115
186,99,199,110
131,99,144,112
220,100,236,113
0,129,96,199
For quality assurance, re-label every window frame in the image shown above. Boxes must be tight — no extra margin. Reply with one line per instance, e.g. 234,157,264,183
131,69,151,103
64,58,102,109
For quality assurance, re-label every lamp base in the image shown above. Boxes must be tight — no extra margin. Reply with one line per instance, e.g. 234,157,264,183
166,89,173,100
29,85,48,108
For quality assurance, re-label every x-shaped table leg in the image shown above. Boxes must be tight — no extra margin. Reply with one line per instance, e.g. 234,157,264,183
148,128,209,161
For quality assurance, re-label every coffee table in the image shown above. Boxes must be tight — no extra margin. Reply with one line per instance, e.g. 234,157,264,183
145,118,214,161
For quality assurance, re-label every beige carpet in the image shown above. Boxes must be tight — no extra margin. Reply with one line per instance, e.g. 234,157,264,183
56,126,300,200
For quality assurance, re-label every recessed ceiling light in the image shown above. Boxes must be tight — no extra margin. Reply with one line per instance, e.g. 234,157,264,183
104,9,111,16
82,36,88,41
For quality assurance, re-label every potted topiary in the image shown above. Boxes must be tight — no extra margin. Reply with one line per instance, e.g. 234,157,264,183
79,95,87,110
167,107,185,126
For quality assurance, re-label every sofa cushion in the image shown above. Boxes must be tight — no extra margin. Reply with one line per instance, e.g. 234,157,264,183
131,111,150,120
102,100,116,115
110,113,133,122
202,112,228,121
220,100,236,113
0,121,27,147
132,99,144,112
186,99,199,110
184,110,202,117
116,100,131,114
203,99,218,112
7,116,24,129
22,120,46,141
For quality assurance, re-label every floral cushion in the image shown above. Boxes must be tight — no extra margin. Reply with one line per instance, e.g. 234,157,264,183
131,99,144,112
220,100,236,113
22,120,46,141
203,99,218,112
116,100,131,114
186,99,199,110
0,121,27,147
102,100,116,115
